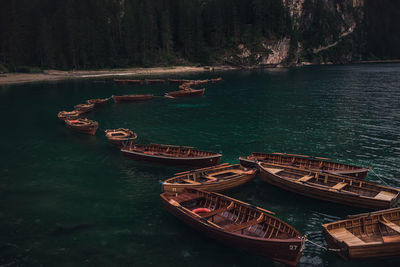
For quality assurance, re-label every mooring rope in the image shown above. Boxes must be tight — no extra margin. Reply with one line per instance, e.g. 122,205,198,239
304,237,341,252
370,167,390,186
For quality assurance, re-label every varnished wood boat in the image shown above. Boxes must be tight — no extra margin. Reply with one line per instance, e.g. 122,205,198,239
323,208,400,260
168,79,190,84
74,103,95,114
104,128,137,146
162,163,256,193
185,79,209,86
57,110,80,121
112,94,153,103
161,189,304,266
113,78,143,85
165,88,205,98
145,79,165,84
258,162,399,210
240,152,369,180
210,77,222,83
121,143,221,167
86,97,110,106
65,118,98,135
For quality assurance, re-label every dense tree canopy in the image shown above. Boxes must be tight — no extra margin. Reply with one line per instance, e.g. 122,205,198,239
0,0,398,71
0,0,290,70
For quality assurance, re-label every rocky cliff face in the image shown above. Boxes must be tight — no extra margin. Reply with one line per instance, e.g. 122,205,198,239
224,0,365,67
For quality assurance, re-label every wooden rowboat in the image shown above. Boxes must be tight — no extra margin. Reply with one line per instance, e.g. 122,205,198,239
57,110,80,121
113,79,143,85
104,128,137,146
86,97,110,106
258,162,399,210
74,103,95,114
145,79,165,84
65,118,98,135
239,152,369,180
161,189,304,266
121,143,221,167
112,94,153,103
162,163,256,193
165,88,205,98
322,208,400,260
210,77,222,83
168,79,190,84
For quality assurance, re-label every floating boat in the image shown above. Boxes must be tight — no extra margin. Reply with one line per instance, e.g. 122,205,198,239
210,77,222,83
145,79,165,84
112,94,153,103
162,163,256,193
168,79,190,84
86,97,110,106
185,79,209,86
239,152,369,180
65,118,98,135
161,189,305,266
258,162,399,210
57,110,80,121
105,128,137,146
323,208,400,261
121,143,221,167
113,79,143,85
74,103,95,114
178,84,191,90
165,88,205,98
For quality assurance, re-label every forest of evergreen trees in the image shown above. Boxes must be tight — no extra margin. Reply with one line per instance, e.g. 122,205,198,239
0,0,398,72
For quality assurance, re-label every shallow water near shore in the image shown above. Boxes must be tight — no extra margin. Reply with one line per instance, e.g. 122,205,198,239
1,64,400,266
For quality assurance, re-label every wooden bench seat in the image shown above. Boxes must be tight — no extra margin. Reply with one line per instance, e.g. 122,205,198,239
298,175,314,183
264,168,284,175
223,215,264,233
329,228,365,246
202,203,235,219
182,179,201,184
331,182,347,191
374,191,396,201
379,218,400,234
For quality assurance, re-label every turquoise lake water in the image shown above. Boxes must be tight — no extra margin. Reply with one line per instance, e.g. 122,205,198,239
1,64,399,266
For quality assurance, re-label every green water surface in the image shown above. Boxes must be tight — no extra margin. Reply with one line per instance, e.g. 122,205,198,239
1,64,399,266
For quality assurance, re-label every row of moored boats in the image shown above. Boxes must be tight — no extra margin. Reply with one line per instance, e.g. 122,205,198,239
150,151,399,266
58,77,400,266
57,77,222,136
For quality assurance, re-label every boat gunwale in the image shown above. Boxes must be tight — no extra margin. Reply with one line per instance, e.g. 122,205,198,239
121,148,221,160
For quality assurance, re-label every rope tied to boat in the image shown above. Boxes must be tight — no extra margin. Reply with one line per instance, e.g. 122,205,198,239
304,236,341,252
369,167,390,187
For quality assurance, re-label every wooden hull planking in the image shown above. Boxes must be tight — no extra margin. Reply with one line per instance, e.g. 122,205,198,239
162,165,256,193
322,208,400,260
258,163,399,210
121,148,221,167
239,153,369,180
161,191,303,266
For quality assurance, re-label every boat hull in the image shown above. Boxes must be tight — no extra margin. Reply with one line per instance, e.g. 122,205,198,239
66,124,98,135
112,95,153,103
162,171,256,193
323,228,400,260
258,165,397,210
166,88,205,97
161,195,303,266
239,154,368,180
121,149,221,167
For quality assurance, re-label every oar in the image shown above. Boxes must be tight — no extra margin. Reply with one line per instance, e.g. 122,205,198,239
169,199,223,229
211,192,275,215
